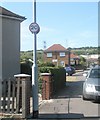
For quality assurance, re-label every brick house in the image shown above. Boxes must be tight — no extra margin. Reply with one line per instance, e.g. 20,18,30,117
70,53,80,65
44,44,69,67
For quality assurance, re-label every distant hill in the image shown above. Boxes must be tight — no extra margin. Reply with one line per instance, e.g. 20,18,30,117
70,46,99,55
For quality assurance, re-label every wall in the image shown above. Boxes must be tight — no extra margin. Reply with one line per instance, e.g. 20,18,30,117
1,17,20,79
0,16,2,98
0,17,2,79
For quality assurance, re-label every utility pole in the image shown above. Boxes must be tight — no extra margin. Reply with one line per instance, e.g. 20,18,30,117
29,0,40,118
43,41,46,62
66,39,70,66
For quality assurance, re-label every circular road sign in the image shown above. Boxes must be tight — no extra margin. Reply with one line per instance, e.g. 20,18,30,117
29,22,40,34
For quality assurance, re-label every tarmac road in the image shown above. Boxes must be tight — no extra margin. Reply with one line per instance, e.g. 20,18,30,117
39,72,100,119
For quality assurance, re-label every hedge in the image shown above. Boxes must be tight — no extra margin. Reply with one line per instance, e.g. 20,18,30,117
39,67,66,94
20,63,66,94
20,62,32,75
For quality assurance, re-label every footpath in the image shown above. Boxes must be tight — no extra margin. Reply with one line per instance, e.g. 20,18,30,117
39,98,84,119
38,94,99,120
36,72,99,120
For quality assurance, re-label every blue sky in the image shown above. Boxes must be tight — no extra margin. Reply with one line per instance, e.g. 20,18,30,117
1,1,98,51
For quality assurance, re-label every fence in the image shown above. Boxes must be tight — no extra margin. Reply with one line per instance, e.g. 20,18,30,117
0,74,31,118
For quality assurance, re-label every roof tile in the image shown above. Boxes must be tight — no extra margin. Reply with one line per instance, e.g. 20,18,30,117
44,44,67,52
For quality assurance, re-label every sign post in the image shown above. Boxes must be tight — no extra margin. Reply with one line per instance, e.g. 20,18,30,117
29,0,40,118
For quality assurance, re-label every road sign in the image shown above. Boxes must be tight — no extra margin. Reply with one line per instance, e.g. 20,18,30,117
29,22,40,34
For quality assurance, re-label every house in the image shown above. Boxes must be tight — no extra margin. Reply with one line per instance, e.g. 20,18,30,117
80,54,100,65
70,53,80,65
44,44,69,67
0,6,26,79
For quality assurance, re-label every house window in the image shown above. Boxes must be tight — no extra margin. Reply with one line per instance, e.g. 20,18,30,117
47,53,52,58
71,58,74,61
60,52,65,57
60,61,65,67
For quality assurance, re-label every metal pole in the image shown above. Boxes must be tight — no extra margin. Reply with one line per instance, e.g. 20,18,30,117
32,0,38,118
34,0,36,23
68,50,70,66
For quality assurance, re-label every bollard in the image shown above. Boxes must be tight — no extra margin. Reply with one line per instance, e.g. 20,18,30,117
14,74,31,118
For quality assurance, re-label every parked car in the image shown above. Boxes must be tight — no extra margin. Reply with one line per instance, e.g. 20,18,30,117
65,66,75,76
83,65,100,101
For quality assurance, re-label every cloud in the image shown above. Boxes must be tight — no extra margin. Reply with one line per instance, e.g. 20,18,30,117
21,22,32,39
64,30,98,48
2,0,99,2
79,31,98,39
20,21,59,50
40,26,58,33
20,21,33,51
21,21,98,51
0,0,33,2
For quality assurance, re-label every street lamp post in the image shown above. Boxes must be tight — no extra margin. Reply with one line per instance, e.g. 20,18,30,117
68,50,70,66
29,0,40,118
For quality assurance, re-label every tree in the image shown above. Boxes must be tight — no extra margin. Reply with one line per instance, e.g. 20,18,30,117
80,56,87,66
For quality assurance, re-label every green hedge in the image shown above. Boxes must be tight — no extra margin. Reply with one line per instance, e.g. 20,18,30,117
38,62,55,67
20,63,66,94
20,62,32,75
39,67,66,94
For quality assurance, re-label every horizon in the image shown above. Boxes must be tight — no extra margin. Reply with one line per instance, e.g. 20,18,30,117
20,46,99,52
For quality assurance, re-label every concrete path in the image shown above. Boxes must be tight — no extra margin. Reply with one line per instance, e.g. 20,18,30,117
39,98,84,119
39,98,99,119
38,72,100,119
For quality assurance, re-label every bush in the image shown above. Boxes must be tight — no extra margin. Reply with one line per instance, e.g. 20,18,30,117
39,67,66,94
20,62,32,75
38,62,55,67
51,67,66,93
20,62,66,95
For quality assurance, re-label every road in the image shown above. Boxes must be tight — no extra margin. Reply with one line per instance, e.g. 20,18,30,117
39,72,100,119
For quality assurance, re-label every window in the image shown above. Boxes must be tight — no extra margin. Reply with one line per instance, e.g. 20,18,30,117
60,61,65,66
60,52,65,57
47,53,52,58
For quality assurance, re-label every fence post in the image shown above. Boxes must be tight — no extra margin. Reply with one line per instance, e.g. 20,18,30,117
14,74,31,118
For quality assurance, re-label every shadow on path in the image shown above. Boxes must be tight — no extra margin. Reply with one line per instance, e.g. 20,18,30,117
39,113,84,119
53,80,84,99
39,76,87,119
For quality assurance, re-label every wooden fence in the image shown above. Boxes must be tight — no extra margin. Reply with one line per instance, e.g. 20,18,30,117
0,74,31,118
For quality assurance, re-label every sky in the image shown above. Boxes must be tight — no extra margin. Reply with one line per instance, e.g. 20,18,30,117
0,1,98,51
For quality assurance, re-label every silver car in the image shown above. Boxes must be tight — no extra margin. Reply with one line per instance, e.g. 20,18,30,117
83,65,100,101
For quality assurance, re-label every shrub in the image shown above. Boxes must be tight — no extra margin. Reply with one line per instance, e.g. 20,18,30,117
39,67,66,94
20,62,32,75
20,62,66,95
38,62,55,67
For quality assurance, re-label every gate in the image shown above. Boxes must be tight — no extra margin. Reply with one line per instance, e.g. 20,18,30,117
0,78,17,113
0,74,31,118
